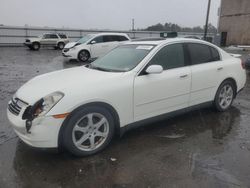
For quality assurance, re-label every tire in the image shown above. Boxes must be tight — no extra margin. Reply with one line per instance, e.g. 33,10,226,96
62,106,115,157
78,50,90,62
57,42,65,50
32,42,40,50
214,80,236,112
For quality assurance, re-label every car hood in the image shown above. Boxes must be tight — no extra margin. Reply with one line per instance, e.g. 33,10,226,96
15,66,124,104
64,42,77,49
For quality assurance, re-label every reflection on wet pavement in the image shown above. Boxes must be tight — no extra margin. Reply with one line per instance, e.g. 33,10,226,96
0,47,250,187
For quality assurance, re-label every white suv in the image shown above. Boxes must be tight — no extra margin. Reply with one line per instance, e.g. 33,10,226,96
7,38,246,156
62,33,130,62
24,33,69,50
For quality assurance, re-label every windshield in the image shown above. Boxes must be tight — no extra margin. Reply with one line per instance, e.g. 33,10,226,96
90,44,154,72
77,34,95,44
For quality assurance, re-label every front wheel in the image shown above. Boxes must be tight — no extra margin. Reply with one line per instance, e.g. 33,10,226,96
214,80,236,112
62,106,115,156
78,50,90,62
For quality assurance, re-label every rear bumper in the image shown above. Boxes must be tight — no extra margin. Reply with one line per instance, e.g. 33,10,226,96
7,109,64,148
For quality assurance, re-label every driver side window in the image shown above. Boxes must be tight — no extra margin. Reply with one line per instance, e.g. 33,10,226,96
149,43,185,70
92,36,103,44
43,34,50,39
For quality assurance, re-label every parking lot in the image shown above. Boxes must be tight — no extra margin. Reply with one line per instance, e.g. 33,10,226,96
0,47,250,188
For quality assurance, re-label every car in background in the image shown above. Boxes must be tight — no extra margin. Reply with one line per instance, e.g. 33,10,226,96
62,33,130,62
184,36,201,39
24,33,69,50
132,37,165,41
243,58,250,70
7,38,246,156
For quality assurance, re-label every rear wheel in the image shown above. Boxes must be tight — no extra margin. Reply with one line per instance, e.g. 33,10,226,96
78,50,90,62
63,106,115,156
214,80,236,112
57,42,65,50
32,42,40,50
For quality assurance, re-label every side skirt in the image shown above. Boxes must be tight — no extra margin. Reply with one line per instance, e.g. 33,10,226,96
120,101,213,137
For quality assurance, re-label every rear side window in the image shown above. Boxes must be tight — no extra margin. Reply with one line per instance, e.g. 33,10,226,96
103,35,116,42
187,43,220,65
119,35,129,41
58,34,67,39
50,34,59,39
210,47,220,61
149,43,185,70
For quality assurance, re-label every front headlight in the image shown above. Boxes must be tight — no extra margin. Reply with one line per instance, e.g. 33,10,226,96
33,92,64,117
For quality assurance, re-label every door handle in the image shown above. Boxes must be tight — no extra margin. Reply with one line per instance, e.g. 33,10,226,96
179,74,188,78
217,67,223,71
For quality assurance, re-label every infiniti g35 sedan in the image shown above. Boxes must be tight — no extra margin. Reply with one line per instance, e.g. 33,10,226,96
7,38,246,156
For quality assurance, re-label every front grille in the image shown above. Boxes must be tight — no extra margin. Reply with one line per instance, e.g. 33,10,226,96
8,98,27,116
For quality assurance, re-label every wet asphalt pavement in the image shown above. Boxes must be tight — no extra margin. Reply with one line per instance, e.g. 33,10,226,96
0,47,250,188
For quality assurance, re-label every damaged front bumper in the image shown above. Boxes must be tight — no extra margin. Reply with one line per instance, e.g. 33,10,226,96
7,107,64,148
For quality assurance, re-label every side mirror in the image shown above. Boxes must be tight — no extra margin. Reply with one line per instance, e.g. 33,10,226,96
90,40,96,44
145,65,163,74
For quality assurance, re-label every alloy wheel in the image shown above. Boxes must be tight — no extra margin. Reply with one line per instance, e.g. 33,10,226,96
72,113,109,151
218,84,234,110
79,51,89,62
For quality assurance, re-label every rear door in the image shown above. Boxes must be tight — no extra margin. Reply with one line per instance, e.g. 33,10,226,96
187,43,222,106
134,43,191,121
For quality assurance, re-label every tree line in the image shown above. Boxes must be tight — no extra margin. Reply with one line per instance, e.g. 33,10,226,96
140,22,217,33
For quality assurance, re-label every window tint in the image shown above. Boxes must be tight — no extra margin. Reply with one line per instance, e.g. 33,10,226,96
50,34,59,39
43,34,50,39
119,35,129,41
103,35,114,42
92,36,103,43
188,43,217,65
210,47,220,61
149,44,185,70
58,34,67,39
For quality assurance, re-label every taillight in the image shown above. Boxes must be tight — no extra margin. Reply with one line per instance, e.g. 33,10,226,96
241,59,246,69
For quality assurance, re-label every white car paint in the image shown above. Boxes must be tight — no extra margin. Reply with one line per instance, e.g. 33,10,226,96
7,38,246,148
62,33,130,61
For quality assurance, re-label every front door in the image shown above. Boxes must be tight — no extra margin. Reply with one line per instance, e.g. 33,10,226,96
134,43,191,121
89,36,109,58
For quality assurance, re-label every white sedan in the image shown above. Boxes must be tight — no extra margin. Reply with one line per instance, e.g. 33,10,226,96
7,38,246,156
62,33,130,62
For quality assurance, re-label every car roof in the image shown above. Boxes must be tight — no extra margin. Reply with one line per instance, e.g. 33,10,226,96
94,32,129,36
125,38,215,47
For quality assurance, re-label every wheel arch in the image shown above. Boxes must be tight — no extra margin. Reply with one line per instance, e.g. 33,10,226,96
58,101,120,149
78,49,91,57
32,41,40,45
57,41,65,45
218,77,238,98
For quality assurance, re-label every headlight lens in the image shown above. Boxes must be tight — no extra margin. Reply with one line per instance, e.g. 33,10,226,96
35,92,64,117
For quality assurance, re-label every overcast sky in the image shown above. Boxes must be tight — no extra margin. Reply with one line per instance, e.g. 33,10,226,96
0,0,221,30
